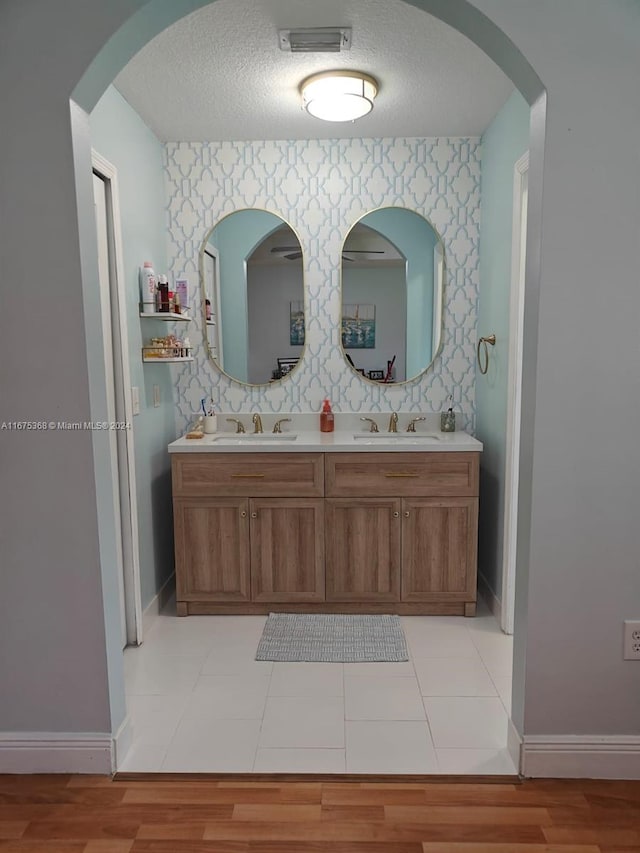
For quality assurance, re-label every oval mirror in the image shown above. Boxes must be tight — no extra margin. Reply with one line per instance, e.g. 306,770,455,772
200,209,305,385
340,207,444,383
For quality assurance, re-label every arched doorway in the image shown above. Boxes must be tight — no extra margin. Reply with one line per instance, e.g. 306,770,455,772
73,0,545,770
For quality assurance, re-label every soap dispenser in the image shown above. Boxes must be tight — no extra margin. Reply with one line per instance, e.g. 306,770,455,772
440,396,456,432
320,398,334,433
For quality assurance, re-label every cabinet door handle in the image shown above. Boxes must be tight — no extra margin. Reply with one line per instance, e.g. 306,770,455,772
231,473,265,478
384,472,419,478
251,512,258,518
240,510,247,518
404,511,410,518
393,511,400,518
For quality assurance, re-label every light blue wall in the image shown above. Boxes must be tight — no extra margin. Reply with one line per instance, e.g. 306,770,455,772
476,90,530,603
359,209,436,378
89,85,177,610
209,210,285,382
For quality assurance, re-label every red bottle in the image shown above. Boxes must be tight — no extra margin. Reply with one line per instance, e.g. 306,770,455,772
320,398,334,433
158,275,170,312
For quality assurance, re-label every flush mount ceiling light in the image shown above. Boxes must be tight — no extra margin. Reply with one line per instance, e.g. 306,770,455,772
300,71,378,122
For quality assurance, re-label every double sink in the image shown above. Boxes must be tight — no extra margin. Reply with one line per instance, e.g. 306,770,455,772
210,432,442,445
350,432,441,445
213,433,298,445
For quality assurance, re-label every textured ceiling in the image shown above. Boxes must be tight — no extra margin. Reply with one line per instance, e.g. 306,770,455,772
114,0,514,142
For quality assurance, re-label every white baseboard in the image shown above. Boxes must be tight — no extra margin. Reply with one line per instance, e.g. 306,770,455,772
142,572,175,637
0,732,113,774
508,717,522,774
112,714,132,770
521,735,640,779
477,572,501,621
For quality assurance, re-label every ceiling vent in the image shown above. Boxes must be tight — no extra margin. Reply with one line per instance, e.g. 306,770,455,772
278,27,352,53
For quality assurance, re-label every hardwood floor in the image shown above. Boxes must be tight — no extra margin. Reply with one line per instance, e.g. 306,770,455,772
1,775,639,851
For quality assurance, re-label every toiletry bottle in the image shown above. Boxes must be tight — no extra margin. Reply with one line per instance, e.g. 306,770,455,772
158,275,170,312
183,336,192,358
140,261,156,314
320,398,334,433
440,395,456,432
205,299,212,321
168,290,174,313
175,278,189,314
172,289,181,315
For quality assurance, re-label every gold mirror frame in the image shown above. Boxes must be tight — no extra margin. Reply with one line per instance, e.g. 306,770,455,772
199,209,307,387
339,206,446,386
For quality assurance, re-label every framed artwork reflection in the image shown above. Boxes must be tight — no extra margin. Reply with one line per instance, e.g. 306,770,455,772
342,303,375,349
289,301,305,345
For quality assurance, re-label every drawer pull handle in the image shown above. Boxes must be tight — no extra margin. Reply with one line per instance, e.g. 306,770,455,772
392,511,399,518
240,510,247,518
231,473,265,478
384,472,419,478
251,512,258,518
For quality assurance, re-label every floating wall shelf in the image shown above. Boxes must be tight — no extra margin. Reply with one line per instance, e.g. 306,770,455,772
140,311,191,322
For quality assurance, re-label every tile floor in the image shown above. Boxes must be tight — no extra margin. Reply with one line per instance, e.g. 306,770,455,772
120,598,516,775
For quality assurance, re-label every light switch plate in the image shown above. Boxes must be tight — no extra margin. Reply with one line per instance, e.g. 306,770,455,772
131,386,140,416
153,385,160,408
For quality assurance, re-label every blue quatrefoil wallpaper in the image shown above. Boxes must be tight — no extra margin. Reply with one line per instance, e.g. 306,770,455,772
164,137,480,431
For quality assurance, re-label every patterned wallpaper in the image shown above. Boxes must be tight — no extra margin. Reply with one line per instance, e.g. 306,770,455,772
164,137,480,431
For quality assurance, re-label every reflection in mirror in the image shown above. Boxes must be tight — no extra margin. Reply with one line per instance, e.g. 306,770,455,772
340,208,444,383
200,210,305,385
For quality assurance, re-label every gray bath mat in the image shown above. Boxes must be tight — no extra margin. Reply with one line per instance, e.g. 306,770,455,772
255,613,409,662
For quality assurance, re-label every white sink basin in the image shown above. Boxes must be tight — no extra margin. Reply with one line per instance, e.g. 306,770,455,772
352,432,441,443
214,433,297,444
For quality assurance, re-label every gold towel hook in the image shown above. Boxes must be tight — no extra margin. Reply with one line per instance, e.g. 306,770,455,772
477,334,496,375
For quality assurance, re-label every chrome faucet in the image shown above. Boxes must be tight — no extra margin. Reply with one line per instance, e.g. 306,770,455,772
252,413,263,434
272,418,291,434
388,411,398,433
226,417,245,434
360,417,379,433
406,416,426,433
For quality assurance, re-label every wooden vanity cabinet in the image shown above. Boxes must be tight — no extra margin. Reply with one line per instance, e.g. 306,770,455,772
171,453,324,615
324,453,479,616
172,449,479,616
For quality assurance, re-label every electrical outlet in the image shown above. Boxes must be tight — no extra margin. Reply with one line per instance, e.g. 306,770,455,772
153,385,160,408
623,620,640,660
131,386,140,416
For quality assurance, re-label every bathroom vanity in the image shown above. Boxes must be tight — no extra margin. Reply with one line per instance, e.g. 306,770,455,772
169,428,481,616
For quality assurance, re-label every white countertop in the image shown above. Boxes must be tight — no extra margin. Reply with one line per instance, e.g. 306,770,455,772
169,429,482,454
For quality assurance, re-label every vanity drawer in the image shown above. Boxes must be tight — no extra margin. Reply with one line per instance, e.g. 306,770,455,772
172,453,324,497
325,452,478,497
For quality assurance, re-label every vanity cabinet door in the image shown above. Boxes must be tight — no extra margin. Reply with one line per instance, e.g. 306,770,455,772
401,497,478,603
173,498,251,608
250,498,325,602
325,498,401,602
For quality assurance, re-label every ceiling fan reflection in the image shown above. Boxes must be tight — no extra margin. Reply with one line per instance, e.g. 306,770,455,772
270,246,385,262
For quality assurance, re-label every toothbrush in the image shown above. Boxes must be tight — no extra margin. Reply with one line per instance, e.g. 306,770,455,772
201,398,207,416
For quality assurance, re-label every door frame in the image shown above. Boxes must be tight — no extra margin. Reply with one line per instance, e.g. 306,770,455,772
92,149,143,646
203,244,223,368
501,151,529,635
